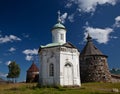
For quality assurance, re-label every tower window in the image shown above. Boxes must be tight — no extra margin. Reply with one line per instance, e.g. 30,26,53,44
49,63,54,77
60,34,64,40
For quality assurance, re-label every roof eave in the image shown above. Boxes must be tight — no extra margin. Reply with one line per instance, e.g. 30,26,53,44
51,27,67,31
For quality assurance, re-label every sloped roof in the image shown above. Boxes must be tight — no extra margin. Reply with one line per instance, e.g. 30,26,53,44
62,42,77,48
40,42,64,48
27,63,39,72
39,42,78,52
81,34,107,57
38,42,79,53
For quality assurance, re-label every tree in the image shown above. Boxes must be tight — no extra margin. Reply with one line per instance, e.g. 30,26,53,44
7,61,20,83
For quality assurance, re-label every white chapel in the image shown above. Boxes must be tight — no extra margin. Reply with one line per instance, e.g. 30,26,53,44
38,12,81,87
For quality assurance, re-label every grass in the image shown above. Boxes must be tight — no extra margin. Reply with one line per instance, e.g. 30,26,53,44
0,82,120,94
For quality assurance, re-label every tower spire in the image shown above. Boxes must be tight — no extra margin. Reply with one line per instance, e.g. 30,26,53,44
87,33,92,42
57,10,61,23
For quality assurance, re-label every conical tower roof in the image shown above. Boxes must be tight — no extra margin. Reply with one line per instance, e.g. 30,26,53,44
27,62,39,72
81,34,107,57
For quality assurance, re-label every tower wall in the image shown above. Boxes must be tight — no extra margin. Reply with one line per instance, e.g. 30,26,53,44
80,55,111,82
26,72,39,83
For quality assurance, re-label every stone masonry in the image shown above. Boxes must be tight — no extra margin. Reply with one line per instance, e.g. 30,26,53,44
80,34,111,82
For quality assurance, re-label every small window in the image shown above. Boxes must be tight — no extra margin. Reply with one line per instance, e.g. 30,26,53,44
52,36,55,42
60,34,64,40
49,63,54,76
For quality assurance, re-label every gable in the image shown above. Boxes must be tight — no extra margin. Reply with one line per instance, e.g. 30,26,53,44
62,42,76,48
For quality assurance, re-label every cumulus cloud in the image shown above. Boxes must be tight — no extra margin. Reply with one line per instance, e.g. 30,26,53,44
25,55,33,61
8,47,16,52
0,35,21,44
113,16,120,28
23,49,38,61
65,0,118,13
68,13,75,22
5,61,11,65
84,26,114,44
23,49,38,55
60,12,68,23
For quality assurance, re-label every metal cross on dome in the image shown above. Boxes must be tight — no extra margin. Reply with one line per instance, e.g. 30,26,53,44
57,10,62,23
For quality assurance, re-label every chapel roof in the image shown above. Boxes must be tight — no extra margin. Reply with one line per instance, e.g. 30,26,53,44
27,62,39,72
40,42,64,48
38,42,78,53
81,34,107,57
40,42,76,49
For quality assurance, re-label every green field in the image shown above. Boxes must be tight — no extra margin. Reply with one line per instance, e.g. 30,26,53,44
0,82,120,94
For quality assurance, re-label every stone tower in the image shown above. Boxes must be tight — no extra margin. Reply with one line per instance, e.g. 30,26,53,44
26,62,39,83
80,34,111,82
38,12,81,86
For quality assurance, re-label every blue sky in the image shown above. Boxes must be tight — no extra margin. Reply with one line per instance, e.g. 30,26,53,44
0,0,120,82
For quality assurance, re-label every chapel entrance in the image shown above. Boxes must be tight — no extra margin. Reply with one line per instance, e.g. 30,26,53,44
64,63,73,86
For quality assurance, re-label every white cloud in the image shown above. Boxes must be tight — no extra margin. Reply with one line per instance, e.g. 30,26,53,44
0,35,21,44
66,0,118,13
60,12,68,23
9,47,16,52
23,49,38,61
25,55,33,61
84,26,114,44
0,72,7,78
113,16,120,28
68,13,75,22
65,2,73,8
5,61,11,65
23,49,38,55
110,36,118,39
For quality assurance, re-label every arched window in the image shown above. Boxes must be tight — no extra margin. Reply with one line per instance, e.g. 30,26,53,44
65,63,72,67
49,63,54,77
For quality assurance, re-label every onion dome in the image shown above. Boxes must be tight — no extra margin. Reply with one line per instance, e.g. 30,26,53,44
52,10,66,30
53,22,65,29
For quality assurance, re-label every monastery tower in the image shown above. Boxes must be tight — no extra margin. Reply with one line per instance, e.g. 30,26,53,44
80,34,111,82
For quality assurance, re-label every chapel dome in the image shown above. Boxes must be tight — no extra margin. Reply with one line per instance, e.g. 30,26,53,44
52,22,65,29
52,11,66,30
